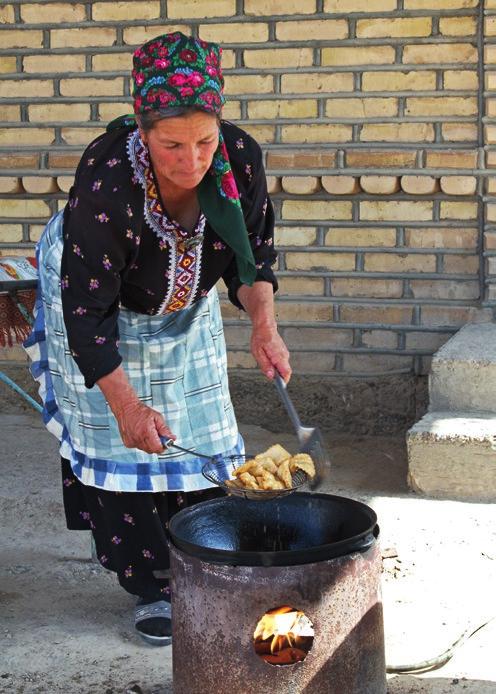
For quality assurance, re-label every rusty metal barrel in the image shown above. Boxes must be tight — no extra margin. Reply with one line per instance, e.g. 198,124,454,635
168,493,386,694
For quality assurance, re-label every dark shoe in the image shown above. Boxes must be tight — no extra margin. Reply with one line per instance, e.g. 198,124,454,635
134,599,172,646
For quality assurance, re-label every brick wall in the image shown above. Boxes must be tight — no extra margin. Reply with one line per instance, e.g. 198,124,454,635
0,0,494,379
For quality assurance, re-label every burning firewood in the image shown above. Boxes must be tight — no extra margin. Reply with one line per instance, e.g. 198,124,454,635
253,605,314,666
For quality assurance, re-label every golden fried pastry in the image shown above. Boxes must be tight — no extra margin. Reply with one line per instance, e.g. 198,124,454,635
232,459,258,477
257,470,285,490
224,478,244,489
289,453,316,479
254,458,278,474
255,444,291,465
239,471,260,489
276,459,293,489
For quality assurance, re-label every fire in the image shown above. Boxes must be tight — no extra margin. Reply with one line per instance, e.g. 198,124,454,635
253,606,314,666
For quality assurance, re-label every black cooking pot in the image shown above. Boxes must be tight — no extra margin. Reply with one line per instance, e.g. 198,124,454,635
168,492,379,567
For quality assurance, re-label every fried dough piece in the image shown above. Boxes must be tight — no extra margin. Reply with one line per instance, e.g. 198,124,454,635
253,457,278,474
255,444,291,465
276,459,293,489
232,459,258,477
224,478,244,489
239,471,260,489
257,469,284,490
289,453,316,479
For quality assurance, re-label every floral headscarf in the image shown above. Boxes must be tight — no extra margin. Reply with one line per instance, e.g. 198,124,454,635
108,32,256,285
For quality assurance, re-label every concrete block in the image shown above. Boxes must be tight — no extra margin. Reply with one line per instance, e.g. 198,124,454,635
407,411,496,501
430,323,496,413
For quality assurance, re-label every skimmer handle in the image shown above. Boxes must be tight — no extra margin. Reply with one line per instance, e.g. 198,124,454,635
274,373,303,433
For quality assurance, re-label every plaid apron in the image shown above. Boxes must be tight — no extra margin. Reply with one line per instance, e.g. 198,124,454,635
24,211,241,492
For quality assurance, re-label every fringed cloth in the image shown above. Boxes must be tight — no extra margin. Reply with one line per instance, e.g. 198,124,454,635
0,289,36,347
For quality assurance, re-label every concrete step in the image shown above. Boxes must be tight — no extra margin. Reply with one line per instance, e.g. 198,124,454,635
407,411,496,501
429,322,496,413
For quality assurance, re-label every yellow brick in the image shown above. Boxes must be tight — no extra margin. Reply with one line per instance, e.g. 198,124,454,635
21,3,86,22
28,225,47,242
285,252,355,271
224,75,273,94
0,57,16,74
405,331,453,350
405,227,477,249
443,255,479,274
486,99,496,117
439,16,477,36
282,326,352,348
486,125,496,145
403,43,477,64
0,199,51,218
22,176,58,194
245,0,316,14
282,200,352,221
360,176,400,195
488,178,496,195
343,354,413,372
404,0,477,7
326,227,397,247
0,5,15,22
276,19,347,41
277,277,325,296
221,50,235,69
0,79,54,99
221,100,241,120
442,123,478,142
486,17,496,37
275,302,331,322
274,227,317,246
92,53,133,72
93,1,160,21
267,150,336,169
325,0,396,9
0,127,54,146
24,54,86,74
332,279,403,298
439,176,477,195
168,0,236,18
340,305,413,325
486,73,496,91
0,178,21,194
62,128,104,146
239,124,275,143
0,153,40,169
485,45,496,64
281,177,321,194
405,97,477,117
281,124,352,144
199,22,268,43
321,176,360,195
244,48,313,69
0,105,20,121
227,351,256,369
60,78,123,97
357,17,431,39
0,30,43,49
346,150,417,168
362,71,436,92
361,330,398,349
326,98,398,119
401,176,439,195
247,99,318,119
360,123,434,143
51,27,116,49
322,46,395,68
266,176,281,195
425,150,477,168
440,201,477,219
360,201,433,222
0,225,22,243
281,73,353,94
98,102,133,122
444,70,478,90
122,25,184,45
57,176,74,193
488,204,496,222
29,103,92,122
364,253,436,273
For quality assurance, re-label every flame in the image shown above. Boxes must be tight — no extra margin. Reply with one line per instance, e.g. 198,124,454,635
253,606,314,654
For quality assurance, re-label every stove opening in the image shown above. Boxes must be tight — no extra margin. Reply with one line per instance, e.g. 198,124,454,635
253,605,314,666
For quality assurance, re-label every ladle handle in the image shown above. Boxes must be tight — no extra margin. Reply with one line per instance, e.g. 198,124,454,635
274,373,303,433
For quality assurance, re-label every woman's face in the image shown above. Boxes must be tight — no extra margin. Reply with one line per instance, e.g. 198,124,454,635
140,111,219,192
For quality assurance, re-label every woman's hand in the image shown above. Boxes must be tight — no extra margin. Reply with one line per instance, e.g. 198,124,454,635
251,323,291,383
96,366,175,454
114,400,175,454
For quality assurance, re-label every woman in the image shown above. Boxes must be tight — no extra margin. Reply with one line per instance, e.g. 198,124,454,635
24,32,291,646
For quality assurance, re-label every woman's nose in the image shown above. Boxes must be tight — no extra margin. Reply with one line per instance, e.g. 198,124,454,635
180,146,201,168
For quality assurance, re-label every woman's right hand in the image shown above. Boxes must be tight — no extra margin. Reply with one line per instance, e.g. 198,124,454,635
114,400,175,454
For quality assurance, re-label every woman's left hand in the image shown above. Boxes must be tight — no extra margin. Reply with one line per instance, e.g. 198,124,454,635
251,323,291,383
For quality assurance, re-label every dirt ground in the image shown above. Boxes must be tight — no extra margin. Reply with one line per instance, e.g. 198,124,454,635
1,382,495,693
